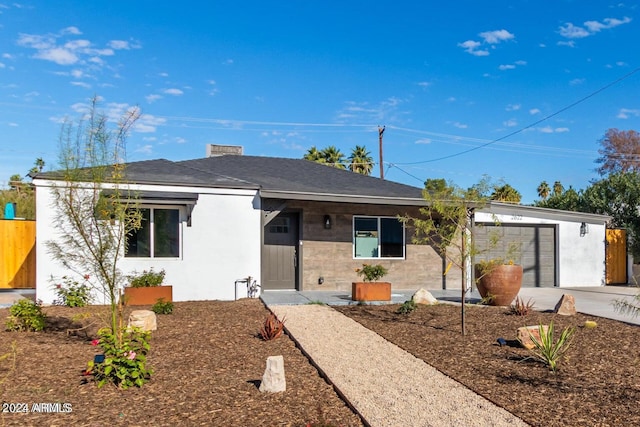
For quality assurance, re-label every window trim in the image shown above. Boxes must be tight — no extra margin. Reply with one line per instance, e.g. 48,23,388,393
352,215,405,260
125,205,183,259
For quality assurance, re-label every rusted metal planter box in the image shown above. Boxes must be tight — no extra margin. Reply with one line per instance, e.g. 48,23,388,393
123,285,173,306
351,282,391,302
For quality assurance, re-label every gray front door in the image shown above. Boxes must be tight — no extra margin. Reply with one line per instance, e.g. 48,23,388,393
474,224,556,287
263,213,298,290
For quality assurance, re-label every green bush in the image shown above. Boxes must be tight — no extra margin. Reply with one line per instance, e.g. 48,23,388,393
151,298,173,315
5,299,46,332
396,300,417,315
128,268,166,287
86,327,153,389
52,275,93,307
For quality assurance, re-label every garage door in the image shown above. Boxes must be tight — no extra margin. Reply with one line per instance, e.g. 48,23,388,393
473,224,556,287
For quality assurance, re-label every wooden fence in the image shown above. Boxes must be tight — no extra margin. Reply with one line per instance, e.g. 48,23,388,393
0,219,36,288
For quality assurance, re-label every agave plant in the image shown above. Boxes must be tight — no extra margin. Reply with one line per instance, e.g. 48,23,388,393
527,321,575,372
260,313,286,341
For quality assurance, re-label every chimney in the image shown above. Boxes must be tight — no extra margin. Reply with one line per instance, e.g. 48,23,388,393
206,144,243,157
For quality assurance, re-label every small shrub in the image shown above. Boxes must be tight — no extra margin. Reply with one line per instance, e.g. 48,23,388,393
52,275,93,307
151,298,173,315
128,268,165,288
260,313,286,341
86,327,153,389
527,321,575,372
397,300,417,315
355,263,388,282
5,299,46,332
510,297,535,316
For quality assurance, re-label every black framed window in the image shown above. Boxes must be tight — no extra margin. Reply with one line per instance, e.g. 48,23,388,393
126,207,180,258
353,216,405,259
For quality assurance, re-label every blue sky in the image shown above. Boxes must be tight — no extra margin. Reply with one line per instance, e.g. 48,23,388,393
0,1,638,203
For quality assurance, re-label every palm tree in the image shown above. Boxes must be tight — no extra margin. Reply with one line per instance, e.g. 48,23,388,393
491,184,522,203
537,181,551,200
553,181,564,196
321,146,346,169
303,146,325,163
348,145,373,175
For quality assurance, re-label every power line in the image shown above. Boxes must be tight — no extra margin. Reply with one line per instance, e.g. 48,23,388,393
394,66,640,166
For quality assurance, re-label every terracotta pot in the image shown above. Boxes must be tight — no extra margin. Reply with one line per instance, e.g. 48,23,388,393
352,282,391,302
123,285,173,306
475,264,523,306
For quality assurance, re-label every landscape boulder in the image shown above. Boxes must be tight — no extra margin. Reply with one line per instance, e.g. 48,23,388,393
517,325,549,350
127,310,157,332
259,355,286,393
554,294,577,316
412,288,438,305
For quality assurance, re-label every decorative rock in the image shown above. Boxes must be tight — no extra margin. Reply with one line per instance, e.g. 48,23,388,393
259,355,286,393
554,294,577,316
127,310,157,332
412,288,438,305
517,325,549,350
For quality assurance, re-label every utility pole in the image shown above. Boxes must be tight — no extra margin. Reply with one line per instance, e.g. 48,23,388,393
378,125,385,179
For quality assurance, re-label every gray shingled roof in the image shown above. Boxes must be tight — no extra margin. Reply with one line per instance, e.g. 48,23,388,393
178,155,425,202
35,155,426,204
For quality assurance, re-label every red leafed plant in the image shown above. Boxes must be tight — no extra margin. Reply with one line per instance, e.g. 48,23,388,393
260,313,286,341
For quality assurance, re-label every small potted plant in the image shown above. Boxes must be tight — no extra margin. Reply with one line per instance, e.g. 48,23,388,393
474,258,523,306
123,268,173,306
352,263,391,302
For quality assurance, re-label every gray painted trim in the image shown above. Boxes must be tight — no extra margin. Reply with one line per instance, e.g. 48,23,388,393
484,201,612,224
259,190,427,206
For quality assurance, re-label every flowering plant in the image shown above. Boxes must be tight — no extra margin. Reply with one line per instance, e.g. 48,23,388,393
52,275,93,307
85,327,152,389
355,263,389,282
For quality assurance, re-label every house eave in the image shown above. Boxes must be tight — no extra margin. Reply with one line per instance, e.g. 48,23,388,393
259,189,427,206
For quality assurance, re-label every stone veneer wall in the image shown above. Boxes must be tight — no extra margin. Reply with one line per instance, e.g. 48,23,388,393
284,201,462,292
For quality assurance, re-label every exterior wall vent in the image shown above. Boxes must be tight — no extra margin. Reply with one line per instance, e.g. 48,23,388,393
206,144,243,157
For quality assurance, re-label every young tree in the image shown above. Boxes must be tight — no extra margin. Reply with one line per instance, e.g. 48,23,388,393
46,97,142,349
402,177,493,335
595,128,640,176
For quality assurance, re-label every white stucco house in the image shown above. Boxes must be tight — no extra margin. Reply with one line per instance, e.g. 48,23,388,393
33,150,613,304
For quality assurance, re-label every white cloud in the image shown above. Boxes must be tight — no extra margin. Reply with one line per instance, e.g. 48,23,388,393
34,47,78,65
70,81,91,88
479,29,515,44
503,119,518,127
159,72,169,77
458,40,489,56
617,108,640,119
555,127,570,133
417,81,431,88
8,122,18,127
506,104,521,111
60,26,82,35
146,94,162,103
459,29,514,56
0,62,4,68
515,60,527,66
175,137,187,144
569,78,585,85
134,113,166,133
529,108,541,115
453,122,468,129
107,40,141,50
64,39,90,49
539,126,554,133
557,40,576,48
223,59,234,65
559,17,631,43
415,138,432,145
163,88,183,96
539,126,569,133
559,23,590,39
499,64,515,70
135,144,153,154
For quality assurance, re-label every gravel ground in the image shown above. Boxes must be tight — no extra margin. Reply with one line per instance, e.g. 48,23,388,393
270,304,529,427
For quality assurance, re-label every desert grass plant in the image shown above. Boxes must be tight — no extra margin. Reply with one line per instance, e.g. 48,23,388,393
510,297,535,316
527,321,575,372
260,313,286,341
613,293,640,318
5,299,46,332
397,300,418,315
151,298,173,315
